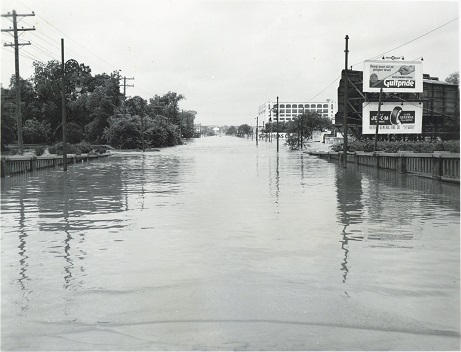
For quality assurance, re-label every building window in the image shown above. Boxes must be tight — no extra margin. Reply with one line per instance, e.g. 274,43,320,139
286,104,291,108
323,104,328,108
317,104,322,108
280,104,285,108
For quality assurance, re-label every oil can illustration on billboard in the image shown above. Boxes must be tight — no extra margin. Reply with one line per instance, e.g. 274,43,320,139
364,60,423,93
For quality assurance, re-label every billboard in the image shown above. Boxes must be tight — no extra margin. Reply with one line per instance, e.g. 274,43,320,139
362,102,423,134
363,60,423,93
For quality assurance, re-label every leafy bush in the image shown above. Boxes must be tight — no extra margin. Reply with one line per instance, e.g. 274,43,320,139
34,145,46,156
331,140,460,153
75,141,93,153
48,142,62,155
48,142,82,155
23,117,51,144
103,114,180,149
285,134,301,150
67,122,85,144
94,146,107,154
103,115,142,149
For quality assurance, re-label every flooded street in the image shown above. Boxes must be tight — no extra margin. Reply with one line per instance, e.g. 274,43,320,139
1,136,460,350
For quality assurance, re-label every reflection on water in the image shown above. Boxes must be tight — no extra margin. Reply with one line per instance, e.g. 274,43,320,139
1,137,459,350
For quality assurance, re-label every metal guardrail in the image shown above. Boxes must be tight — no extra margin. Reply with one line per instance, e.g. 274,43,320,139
309,151,460,183
1,153,110,178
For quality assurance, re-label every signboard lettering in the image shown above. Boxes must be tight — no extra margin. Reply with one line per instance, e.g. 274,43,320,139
362,102,422,134
364,60,423,93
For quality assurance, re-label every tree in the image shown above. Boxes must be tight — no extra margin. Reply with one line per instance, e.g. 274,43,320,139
23,117,51,144
180,110,196,139
83,77,120,143
148,91,185,127
126,96,147,117
32,60,92,142
237,124,252,137
103,114,142,149
285,112,333,149
225,126,238,135
445,72,459,85
1,86,17,149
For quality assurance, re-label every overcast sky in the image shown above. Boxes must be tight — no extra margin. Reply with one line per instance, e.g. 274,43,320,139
1,0,459,126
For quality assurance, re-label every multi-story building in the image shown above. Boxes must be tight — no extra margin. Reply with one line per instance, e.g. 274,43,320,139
258,100,337,125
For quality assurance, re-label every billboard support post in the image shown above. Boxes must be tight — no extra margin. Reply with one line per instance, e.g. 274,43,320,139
343,35,349,168
374,88,383,152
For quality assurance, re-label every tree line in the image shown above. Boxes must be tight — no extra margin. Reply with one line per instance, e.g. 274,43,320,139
223,112,333,149
1,60,197,151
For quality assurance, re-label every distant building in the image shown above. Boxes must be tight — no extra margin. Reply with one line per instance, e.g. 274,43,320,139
258,100,336,124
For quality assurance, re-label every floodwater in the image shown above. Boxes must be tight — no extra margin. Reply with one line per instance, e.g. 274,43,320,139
1,136,460,350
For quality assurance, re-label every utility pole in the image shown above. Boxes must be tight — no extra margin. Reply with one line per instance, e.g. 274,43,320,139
301,106,304,149
120,76,134,117
276,96,279,152
256,116,259,145
343,35,349,168
180,109,183,140
2,10,35,155
61,39,67,171
269,103,272,142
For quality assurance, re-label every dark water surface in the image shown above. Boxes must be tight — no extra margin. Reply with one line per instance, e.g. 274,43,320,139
1,136,460,350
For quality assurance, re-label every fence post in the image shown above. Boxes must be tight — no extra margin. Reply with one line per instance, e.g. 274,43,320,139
1,158,9,177
397,155,406,174
373,152,380,169
432,155,443,180
30,156,37,172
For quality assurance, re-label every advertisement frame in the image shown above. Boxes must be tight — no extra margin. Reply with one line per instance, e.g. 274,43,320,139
363,60,423,93
362,102,423,134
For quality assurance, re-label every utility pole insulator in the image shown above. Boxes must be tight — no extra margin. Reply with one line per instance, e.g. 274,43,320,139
120,76,135,118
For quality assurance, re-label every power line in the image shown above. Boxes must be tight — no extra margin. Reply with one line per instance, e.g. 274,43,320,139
352,17,458,68
16,0,119,72
308,75,341,101
308,17,458,105
2,46,41,63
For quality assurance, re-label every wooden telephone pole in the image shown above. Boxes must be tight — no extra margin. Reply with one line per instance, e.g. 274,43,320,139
2,10,35,155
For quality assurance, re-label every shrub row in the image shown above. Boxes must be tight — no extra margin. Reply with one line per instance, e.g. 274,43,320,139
36,142,107,156
331,140,460,153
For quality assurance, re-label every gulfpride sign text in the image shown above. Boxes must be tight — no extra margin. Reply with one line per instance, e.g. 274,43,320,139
363,60,423,93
